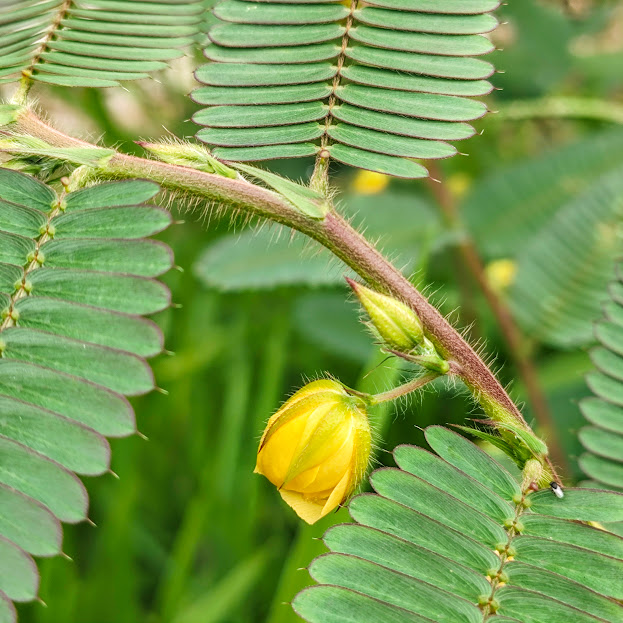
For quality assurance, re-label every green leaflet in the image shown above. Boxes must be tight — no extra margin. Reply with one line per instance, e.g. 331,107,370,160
393,445,514,524
0,484,62,557
0,170,172,616
0,0,205,87
0,437,88,524
28,268,171,314
309,555,481,623
521,514,623,558
425,426,522,499
578,259,623,494
296,426,623,623
295,586,432,623
193,0,498,176
349,494,499,572
63,179,160,208
1,328,154,395
370,468,508,549
494,587,607,623
0,395,110,476
0,538,38,603
324,521,491,604
52,205,171,239
504,562,623,621
0,361,135,437
513,536,623,598
14,298,163,357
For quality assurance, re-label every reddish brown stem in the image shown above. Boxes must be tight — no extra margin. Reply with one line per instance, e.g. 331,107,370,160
426,164,568,475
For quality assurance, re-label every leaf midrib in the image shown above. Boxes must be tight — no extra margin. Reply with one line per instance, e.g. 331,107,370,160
318,0,359,158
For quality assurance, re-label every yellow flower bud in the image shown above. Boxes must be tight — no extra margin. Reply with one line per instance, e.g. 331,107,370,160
255,379,371,524
347,279,423,352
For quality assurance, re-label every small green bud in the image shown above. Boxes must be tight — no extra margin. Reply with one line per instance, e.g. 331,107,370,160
4,308,19,322
137,140,238,179
347,278,423,352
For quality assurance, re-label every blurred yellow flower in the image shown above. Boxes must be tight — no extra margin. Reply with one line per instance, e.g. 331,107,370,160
446,172,471,200
485,259,517,292
352,170,389,195
255,379,371,524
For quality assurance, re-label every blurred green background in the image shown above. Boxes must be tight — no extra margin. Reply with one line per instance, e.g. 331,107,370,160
13,0,623,621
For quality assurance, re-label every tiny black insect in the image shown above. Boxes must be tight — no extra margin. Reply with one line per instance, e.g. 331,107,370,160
549,481,564,499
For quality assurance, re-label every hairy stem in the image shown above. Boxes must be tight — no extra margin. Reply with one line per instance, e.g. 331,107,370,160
368,373,439,405
9,108,560,484
426,164,568,475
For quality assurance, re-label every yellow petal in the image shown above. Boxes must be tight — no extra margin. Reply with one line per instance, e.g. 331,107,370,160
284,465,321,491
283,408,352,486
320,468,353,518
258,390,334,451
286,426,355,493
255,413,309,485
279,490,326,524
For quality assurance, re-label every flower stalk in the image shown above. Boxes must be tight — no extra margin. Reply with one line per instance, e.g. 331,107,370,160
366,373,440,405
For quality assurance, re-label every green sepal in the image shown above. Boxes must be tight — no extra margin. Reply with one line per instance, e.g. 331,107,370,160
495,422,549,458
452,424,523,464
231,162,329,219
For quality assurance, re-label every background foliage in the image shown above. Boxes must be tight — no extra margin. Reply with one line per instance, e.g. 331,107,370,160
4,0,623,621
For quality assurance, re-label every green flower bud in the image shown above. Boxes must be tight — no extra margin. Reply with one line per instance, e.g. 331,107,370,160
347,279,423,352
